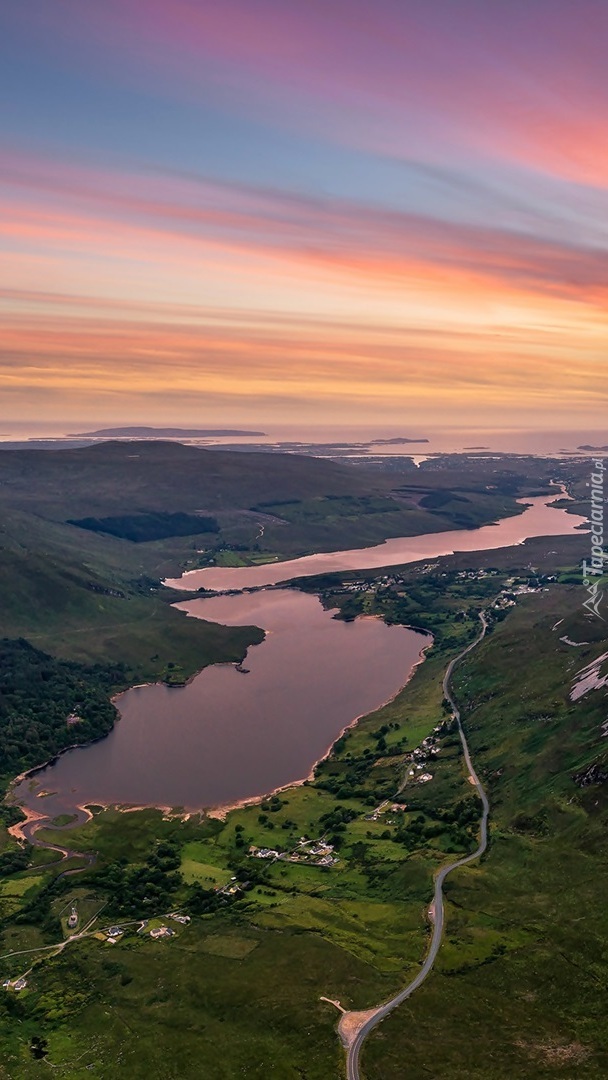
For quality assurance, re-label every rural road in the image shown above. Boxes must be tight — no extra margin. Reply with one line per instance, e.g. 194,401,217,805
345,613,490,1080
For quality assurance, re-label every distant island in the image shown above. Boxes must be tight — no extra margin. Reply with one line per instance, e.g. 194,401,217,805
577,444,608,452
463,446,490,450
71,426,267,438
368,437,429,445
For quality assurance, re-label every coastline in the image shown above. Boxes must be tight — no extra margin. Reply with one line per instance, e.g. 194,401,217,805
7,729,115,806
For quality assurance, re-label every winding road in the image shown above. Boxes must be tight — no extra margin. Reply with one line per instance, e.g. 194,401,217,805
344,613,490,1080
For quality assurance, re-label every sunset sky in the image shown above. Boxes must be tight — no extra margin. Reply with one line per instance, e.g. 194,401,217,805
2,1,607,431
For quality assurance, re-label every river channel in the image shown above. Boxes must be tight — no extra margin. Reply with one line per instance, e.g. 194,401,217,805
166,493,585,591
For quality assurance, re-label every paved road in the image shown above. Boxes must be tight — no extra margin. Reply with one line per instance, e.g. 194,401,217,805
346,614,490,1080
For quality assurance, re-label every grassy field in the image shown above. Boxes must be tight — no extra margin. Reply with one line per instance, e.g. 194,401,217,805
360,588,608,1079
0,923,397,1079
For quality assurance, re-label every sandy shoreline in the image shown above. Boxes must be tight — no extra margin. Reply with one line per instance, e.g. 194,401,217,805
8,806,49,843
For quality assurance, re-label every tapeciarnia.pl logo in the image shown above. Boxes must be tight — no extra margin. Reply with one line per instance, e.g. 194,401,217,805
582,460,606,619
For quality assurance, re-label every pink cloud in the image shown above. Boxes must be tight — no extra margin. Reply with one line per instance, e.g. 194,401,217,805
3,148,608,311
26,1,608,184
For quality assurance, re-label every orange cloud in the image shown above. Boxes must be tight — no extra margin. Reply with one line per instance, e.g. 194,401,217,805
2,149,608,427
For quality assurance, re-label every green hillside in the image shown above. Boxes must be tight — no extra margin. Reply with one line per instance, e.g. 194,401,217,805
1,534,606,1077
362,588,608,1079
0,441,558,667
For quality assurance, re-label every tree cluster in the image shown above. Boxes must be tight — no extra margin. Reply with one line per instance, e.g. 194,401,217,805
0,639,123,783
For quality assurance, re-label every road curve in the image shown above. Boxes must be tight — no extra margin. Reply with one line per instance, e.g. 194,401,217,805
345,614,490,1080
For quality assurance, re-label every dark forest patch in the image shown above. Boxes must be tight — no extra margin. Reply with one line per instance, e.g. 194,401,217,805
68,512,220,543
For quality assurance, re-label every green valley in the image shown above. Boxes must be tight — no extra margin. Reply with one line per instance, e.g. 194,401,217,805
0,443,603,1078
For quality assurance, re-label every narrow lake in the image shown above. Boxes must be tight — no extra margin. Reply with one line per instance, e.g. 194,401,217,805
14,591,428,823
13,493,587,828
166,493,586,592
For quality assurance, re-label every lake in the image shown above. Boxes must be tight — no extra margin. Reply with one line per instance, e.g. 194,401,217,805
13,591,429,824
13,492,587,828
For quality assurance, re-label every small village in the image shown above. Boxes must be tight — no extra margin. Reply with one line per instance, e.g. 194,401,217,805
249,836,340,867
1,905,195,993
366,725,444,824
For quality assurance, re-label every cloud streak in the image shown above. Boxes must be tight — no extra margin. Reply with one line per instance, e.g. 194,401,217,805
4,151,608,305
1,3,608,425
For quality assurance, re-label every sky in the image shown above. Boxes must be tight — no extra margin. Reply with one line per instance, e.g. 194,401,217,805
1,0,608,432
